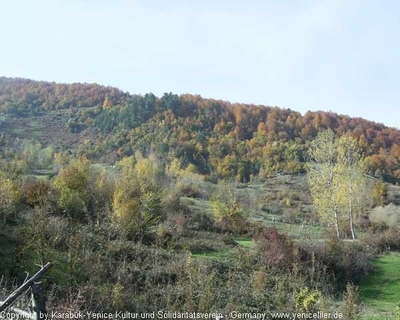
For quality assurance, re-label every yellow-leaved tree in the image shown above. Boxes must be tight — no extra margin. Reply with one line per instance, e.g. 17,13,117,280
210,181,248,234
308,130,342,239
336,134,370,240
0,171,22,222
112,153,164,240
307,130,371,239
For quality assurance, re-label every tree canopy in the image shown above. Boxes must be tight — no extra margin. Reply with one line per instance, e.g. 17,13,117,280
1,77,400,183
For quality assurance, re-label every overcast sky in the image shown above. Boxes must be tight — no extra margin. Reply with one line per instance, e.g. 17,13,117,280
1,0,399,128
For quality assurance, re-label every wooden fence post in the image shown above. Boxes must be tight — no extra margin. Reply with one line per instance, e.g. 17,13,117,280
31,281,47,320
0,262,52,316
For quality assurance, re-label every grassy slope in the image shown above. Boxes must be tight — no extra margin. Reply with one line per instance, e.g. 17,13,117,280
186,177,325,262
360,252,400,319
184,179,400,319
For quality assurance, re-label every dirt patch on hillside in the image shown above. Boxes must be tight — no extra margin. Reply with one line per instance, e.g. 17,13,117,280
0,111,100,150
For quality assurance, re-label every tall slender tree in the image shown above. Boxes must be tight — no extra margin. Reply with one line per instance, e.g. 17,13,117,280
336,134,368,240
307,130,342,239
308,131,370,239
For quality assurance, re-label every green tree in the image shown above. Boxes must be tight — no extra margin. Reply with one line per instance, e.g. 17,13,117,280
53,157,90,220
87,166,115,218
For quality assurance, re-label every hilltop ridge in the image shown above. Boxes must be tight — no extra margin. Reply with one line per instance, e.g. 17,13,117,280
1,76,399,182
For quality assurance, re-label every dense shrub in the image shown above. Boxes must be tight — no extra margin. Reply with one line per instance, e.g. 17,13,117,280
370,203,400,228
342,283,360,320
314,234,375,291
24,178,53,207
253,227,302,269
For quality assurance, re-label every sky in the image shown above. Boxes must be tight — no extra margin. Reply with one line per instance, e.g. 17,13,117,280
1,0,400,128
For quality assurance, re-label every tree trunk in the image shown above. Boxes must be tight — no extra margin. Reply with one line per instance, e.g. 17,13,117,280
349,184,356,240
334,202,341,239
349,207,356,240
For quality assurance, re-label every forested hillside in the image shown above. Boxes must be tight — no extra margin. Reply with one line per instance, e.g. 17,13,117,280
1,76,399,183
1,77,400,318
